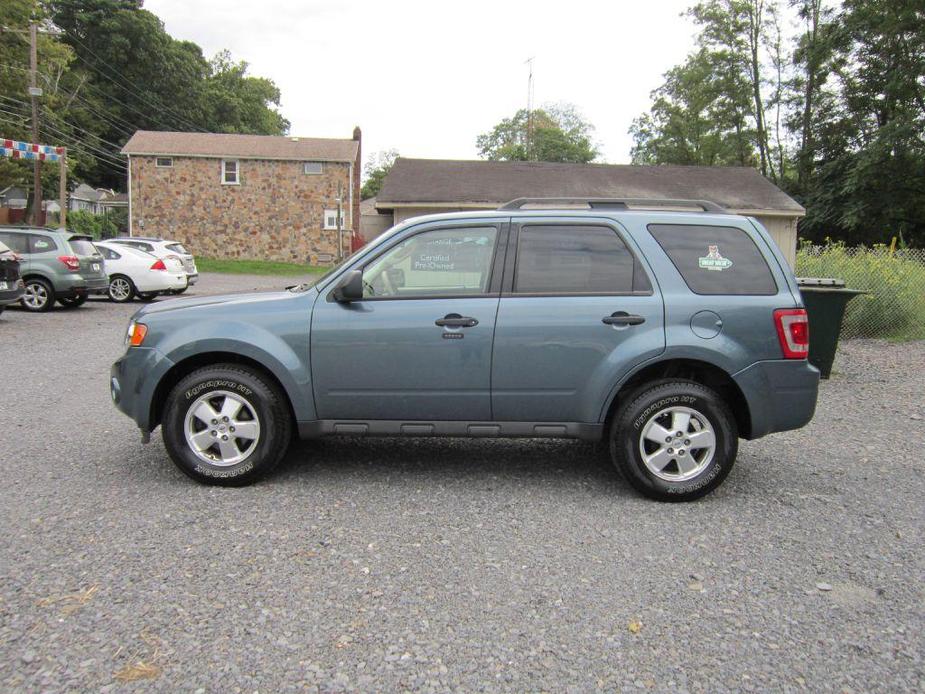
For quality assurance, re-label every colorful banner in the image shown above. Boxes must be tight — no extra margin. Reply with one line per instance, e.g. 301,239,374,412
1,139,64,162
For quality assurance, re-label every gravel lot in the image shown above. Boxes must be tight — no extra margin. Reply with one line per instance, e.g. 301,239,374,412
1,274,923,692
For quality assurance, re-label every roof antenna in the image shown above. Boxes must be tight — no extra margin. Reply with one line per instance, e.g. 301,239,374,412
525,57,534,160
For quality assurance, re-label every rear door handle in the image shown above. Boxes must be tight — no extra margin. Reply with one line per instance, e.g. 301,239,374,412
602,312,646,326
435,313,479,328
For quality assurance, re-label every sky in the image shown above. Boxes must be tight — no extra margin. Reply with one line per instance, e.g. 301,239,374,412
145,0,699,167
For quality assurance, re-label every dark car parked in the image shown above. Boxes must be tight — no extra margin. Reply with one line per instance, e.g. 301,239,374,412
0,240,25,316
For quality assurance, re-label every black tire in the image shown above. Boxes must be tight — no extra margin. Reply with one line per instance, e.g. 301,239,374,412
58,293,88,308
21,277,55,312
610,380,737,502
161,364,292,486
108,275,136,303
136,292,158,302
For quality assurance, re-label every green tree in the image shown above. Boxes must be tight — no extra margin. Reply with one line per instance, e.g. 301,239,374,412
361,149,398,200
476,103,598,163
630,48,756,166
800,0,925,245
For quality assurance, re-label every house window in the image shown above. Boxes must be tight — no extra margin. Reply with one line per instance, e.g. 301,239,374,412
222,159,240,185
155,157,173,168
323,209,341,230
303,161,324,174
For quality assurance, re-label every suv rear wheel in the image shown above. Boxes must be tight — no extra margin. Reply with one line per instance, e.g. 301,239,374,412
610,380,737,502
21,277,54,312
162,364,292,485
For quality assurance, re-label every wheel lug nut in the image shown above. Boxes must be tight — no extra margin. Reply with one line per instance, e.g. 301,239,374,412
229,426,235,432
223,416,229,422
684,439,690,445
211,430,217,436
222,435,228,440
211,419,218,425
679,449,686,455
665,437,672,443
667,448,674,454
675,431,683,437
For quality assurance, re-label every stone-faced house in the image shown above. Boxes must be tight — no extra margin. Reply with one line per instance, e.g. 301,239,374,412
376,158,805,266
121,129,362,264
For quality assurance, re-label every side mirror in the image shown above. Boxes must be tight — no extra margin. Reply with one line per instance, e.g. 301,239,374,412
332,269,363,302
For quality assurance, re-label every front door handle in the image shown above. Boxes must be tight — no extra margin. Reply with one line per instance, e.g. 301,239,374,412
435,313,478,328
602,312,646,326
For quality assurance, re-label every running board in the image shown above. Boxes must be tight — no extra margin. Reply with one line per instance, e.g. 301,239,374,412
297,420,603,441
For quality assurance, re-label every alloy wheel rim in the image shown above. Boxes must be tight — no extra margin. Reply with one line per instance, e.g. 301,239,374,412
638,405,716,482
24,283,48,308
183,390,261,467
110,278,131,301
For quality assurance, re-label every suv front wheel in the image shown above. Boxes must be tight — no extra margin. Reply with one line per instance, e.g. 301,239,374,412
162,364,292,485
610,380,737,502
21,277,54,312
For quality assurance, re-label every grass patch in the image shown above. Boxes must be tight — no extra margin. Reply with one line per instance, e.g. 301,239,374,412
196,257,329,276
796,242,925,341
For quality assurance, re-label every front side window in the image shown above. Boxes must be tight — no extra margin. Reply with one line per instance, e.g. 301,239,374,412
647,224,776,295
361,226,498,298
323,209,340,230
221,159,239,184
0,232,28,254
514,224,642,294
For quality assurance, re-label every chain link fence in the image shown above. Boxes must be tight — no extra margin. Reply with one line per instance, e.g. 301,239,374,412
796,244,925,340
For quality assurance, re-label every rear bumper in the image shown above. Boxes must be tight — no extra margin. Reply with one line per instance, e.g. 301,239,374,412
733,359,820,439
0,280,24,306
58,274,108,296
185,272,198,285
111,346,175,432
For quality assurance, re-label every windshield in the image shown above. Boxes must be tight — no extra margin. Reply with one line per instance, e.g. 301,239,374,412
68,238,99,256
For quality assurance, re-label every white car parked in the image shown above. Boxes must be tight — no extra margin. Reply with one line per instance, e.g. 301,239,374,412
109,237,198,292
95,240,188,303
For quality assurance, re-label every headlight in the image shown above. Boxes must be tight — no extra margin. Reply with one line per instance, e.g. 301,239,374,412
126,321,148,347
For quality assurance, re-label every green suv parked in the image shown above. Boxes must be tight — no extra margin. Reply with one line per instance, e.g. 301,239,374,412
0,227,107,311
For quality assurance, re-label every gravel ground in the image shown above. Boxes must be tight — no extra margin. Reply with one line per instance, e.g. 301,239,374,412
0,273,923,692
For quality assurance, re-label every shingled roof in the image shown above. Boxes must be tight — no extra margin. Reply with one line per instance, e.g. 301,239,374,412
121,131,358,162
377,159,804,215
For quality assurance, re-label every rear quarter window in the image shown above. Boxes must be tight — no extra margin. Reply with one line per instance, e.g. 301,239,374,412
29,235,60,253
68,238,98,256
647,224,777,295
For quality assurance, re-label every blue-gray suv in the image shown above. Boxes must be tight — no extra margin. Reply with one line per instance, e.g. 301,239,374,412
111,199,819,501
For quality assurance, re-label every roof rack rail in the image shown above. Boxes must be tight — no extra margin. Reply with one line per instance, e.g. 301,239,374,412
498,197,727,213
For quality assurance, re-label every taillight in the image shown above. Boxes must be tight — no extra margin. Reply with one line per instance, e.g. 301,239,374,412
774,308,809,359
58,255,80,271
150,259,167,271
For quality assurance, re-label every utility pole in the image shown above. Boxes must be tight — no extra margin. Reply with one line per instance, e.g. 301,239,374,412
525,57,535,161
29,21,43,226
59,148,67,229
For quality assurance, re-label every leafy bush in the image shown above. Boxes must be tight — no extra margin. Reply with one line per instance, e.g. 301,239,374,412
66,209,121,239
796,241,925,340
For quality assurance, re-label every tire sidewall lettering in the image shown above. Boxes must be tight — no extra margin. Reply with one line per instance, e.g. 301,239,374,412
185,379,254,401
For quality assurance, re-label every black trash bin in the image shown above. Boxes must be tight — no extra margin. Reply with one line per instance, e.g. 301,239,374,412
797,278,865,379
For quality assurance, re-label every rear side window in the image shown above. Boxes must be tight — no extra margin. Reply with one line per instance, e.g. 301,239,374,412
514,224,650,294
647,224,777,295
99,246,121,260
0,232,28,254
29,234,59,253
68,238,98,256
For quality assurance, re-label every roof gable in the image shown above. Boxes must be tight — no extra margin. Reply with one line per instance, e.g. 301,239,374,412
377,158,804,214
122,130,359,162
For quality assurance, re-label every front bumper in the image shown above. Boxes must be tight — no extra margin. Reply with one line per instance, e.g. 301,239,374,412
111,346,175,433
733,359,820,439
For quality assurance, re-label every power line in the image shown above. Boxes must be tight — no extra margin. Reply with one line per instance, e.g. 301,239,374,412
64,33,210,133
0,107,127,171
0,94,129,150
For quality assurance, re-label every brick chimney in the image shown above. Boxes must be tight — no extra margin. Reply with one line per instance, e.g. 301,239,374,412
352,126,361,237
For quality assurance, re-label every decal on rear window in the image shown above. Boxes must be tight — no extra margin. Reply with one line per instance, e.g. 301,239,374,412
698,245,733,271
